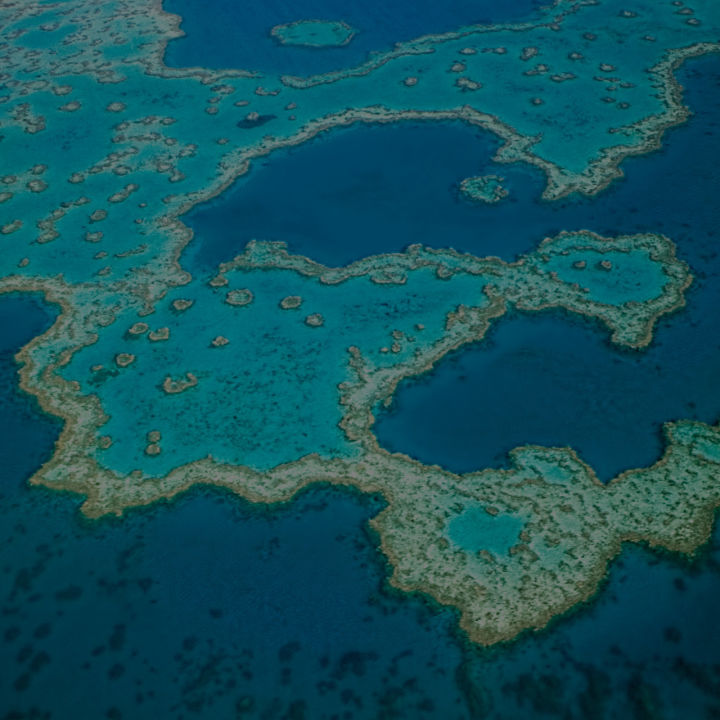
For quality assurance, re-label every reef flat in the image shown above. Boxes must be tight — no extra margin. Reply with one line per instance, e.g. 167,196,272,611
270,19,356,48
1,0,720,646
459,174,509,204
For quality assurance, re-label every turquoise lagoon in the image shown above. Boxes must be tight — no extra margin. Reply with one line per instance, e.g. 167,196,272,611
447,506,527,558
64,265,491,476
541,248,668,306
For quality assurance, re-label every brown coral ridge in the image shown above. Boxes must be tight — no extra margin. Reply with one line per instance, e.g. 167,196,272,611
162,372,198,394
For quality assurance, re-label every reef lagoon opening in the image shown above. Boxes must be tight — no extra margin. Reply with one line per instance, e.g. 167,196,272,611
374,308,720,482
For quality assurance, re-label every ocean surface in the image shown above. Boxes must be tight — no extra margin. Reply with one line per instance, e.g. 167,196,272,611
2,0,720,717
163,0,544,76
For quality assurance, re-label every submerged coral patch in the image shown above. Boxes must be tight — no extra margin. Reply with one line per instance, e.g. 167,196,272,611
459,174,509,204
270,19,356,48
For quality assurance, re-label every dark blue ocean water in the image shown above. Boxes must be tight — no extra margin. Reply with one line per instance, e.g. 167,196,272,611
163,0,543,76
182,122,539,271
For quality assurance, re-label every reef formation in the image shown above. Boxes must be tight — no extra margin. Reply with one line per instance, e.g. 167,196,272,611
459,174,509,203
270,19,356,48
1,0,720,645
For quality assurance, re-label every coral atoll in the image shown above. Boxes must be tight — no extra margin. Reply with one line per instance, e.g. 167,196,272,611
270,19,356,48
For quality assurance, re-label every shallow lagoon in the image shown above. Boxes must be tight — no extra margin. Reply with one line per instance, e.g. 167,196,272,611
447,506,526,558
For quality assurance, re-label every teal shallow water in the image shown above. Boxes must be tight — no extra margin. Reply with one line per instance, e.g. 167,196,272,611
62,264,493,476
447,506,527,557
542,248,668,306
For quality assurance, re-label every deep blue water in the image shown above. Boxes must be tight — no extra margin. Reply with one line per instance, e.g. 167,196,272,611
0,294,62,484
181,122,540,272
163,0,543,77
3,294,720,717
